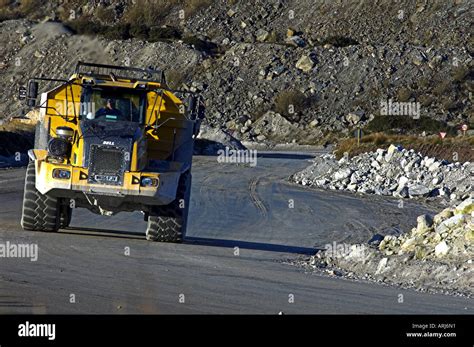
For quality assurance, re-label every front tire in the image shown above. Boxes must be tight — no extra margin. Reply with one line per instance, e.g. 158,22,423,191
146,172,191,243
21,162,60,232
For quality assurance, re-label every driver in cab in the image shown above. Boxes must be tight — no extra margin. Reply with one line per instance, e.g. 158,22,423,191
95,98,123,119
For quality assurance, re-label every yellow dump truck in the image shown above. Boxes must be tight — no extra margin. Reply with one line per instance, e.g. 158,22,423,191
19,61,204,242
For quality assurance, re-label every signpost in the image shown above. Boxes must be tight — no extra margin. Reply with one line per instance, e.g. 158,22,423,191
354,128,363,146
461,124,468,136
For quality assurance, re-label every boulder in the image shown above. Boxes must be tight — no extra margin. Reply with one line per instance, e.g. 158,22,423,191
345,111,365,125
454,197,473,215
395,186,409,198
436,214,465,231
375,257,388,275
255,29,269,42
433,208,454,224
408,184,430,197
400,237,417,252
398,176,409,188
416,214,433,234
434,241,450,257
334,168,353,181
285,36,305,47
295,55,315,72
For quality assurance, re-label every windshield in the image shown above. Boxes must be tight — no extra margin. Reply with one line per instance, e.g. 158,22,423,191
80,87,146,123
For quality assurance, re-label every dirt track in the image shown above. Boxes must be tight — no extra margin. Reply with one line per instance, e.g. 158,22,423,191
0,153,472,313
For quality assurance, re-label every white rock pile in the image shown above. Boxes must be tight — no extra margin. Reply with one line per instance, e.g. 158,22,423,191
379,197,473,260
291,144,473,202
194,124,247,155
303,197,473,296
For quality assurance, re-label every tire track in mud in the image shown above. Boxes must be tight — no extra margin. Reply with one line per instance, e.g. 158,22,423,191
248,176,268,218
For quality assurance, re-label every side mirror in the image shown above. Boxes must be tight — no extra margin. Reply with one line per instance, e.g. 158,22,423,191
18,86,27,100
27,80,38,107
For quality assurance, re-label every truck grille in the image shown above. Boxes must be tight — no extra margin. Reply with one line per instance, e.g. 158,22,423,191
88,145,126,185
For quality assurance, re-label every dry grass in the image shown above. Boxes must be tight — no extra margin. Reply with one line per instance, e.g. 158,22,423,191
124,0,173,26
334,132,474,162
366,115,456,135
124,0,211,25
95,6,116,24
185,0,212,16
19,0,47,17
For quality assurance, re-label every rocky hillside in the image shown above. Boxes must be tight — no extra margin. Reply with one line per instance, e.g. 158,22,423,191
0,0,472,144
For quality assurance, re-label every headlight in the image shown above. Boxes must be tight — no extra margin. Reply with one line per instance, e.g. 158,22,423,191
52,169,71,179
56,126,74,140
48,138,71,157
141,177,159,187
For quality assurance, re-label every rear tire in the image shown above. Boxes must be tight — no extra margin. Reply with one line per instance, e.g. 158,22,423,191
146,172,191,243
21,162,60,232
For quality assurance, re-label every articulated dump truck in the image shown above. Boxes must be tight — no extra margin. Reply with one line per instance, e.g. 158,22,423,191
19,62,204,242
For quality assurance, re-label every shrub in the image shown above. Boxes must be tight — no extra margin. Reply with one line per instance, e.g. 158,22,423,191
274,89,313,122
440,98,459,111
148,26,182,41
249,105,269,122
451,66,471,83
185,0,212,16
373,133,388,146
20,0,48,18
396,87,412,102
417,76,431,90
65,18,104,36
103,23,131,40
129,24,149,40
320,36,359,47
418,94,433,107
182,36,220,55
432,80,451,96
124,0,173,27
0,9,23,22
95,6,116,24
166,69,186,89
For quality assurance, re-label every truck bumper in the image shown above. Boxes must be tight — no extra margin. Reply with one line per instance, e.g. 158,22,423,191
34,160,181,206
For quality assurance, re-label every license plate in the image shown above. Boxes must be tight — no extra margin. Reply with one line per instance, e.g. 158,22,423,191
94,175,118,182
